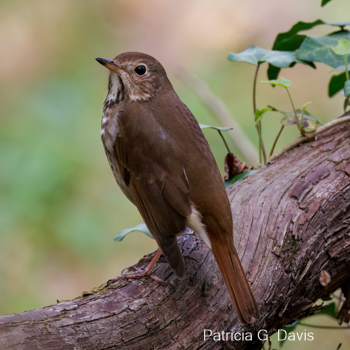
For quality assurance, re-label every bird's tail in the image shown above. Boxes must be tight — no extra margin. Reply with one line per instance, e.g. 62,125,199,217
211,239,259,324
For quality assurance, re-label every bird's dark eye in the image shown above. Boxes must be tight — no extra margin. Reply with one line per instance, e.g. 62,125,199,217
135,65,146,75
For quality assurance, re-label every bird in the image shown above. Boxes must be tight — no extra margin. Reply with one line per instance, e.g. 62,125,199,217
96,52,259,324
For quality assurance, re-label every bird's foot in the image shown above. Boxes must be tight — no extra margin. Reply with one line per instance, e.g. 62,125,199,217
103,250,173,288
106,268,169,287
121,250,159,274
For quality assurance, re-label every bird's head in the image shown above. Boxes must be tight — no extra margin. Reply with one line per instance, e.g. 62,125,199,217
96,52,171,107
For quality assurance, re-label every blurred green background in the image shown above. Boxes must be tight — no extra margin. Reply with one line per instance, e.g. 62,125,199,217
0,0,349,348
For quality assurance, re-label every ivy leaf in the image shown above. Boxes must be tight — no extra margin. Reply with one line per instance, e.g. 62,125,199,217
334,64,350,71
300,102,312,128
321,0,333,6
324,21,350,27
268,20,350,79
228,45,310,68
224,169,259,187
297,31,350,68
315,302,338,319
267,65,283,82
280,302,338,346
114,222,154,241
301,101,312,110
272,20,350,52
199,124,232,131
267,61,316,81
261,77,292,88
331,38,350,56
329,72,347,97
270,104,321,130
345,80,350,97
279,109,321,131
344,96,350,111
272,20,325,52
255,107,273,125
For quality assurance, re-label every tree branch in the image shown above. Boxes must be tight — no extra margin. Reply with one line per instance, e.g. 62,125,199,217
1,122,350,350
269,115,350,162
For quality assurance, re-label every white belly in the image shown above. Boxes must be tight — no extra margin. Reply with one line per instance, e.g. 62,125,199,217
101,108,134,204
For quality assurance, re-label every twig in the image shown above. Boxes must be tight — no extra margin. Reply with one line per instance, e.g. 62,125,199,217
269,116,350,162
253,65,259,116
253,65,267,165
176,67,258,165
270,125,284,157
218,130,231,154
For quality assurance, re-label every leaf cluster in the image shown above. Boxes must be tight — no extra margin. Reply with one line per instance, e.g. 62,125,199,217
228,20,350,98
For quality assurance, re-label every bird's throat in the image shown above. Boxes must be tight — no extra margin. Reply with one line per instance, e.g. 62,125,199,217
104,73,125,110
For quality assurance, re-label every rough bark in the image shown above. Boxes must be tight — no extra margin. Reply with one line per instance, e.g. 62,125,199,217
1,123,350,350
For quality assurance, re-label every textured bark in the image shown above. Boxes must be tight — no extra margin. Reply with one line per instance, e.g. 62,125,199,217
1,123,350,350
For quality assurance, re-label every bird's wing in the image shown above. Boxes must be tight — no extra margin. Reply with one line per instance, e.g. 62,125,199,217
114,109,191,279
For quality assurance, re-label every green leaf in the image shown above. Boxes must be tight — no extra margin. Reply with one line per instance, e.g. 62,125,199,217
279,109,321,131
344,96,350,111
345,80,350,97
315,302,338,319
114,222,154,241
255,107,273,125
297,31,350,68
267,65,282,81
224,170,259,187
334,64,350,71
280,302,338,347
267,19,350,79
301,102,312,110
228,45,310,68
199,124,232,131
272,20,350,52
272,20,325,52
267,61,315,81
329,72,347,97
331,38,350,56
323,21,350,28
261,77,292,88
300,102,311,130
321,0,333,6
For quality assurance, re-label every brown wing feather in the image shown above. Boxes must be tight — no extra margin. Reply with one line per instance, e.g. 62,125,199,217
128,179,186,279
114,106,191,278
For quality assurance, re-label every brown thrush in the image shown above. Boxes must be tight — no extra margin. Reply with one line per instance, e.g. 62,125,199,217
96,52,259,324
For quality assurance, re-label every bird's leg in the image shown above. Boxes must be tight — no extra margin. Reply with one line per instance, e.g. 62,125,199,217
121,250,159,274
105,249,171,287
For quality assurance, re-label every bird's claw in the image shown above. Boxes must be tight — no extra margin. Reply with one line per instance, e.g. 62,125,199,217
103,249,173,288
121,251,159,274
105,267,173,288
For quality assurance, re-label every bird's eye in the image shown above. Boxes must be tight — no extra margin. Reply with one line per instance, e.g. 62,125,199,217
135,65,146,76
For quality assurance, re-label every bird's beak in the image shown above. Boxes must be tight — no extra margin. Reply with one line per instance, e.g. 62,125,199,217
95,57,123,73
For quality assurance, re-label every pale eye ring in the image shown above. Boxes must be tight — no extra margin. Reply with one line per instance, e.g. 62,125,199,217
135,65,146,75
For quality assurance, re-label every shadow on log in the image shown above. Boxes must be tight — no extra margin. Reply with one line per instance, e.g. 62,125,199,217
1,123,350,350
